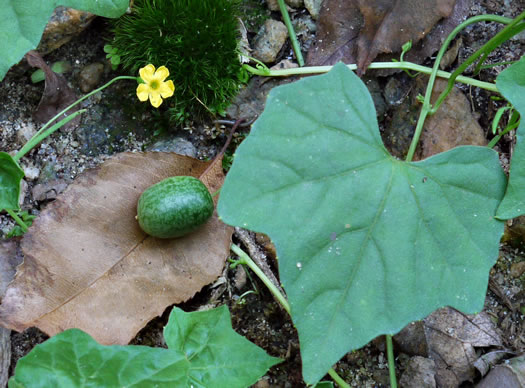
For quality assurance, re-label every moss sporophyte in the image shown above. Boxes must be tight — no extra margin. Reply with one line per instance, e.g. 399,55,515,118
136,64,175,108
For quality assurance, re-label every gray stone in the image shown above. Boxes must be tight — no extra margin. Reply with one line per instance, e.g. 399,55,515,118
253,19,289,64
79,63,105,93
266,0,280,11
23,166,41,181
304,0,323,19
147,137,197,158
16,122,36,145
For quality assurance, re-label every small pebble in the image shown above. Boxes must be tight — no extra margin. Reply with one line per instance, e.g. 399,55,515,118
23,166,40,181
79,63,105,93
16,123,36,144
266,0,280,11
304,0,323,19
253,19,288,64
510,261,525,278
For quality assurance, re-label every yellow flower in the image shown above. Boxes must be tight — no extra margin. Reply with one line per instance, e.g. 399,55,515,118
136,64,175,108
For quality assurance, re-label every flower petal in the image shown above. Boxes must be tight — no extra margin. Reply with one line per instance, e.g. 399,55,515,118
159,80,175,98
149,91,163,108
136,84,150,102
155,66,170,81
139,64,156,82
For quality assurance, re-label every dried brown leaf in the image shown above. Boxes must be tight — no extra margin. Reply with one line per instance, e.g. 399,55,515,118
25,50,80,129
477,355,525,388
424,307,502,387
356,0,456,73
306,0,361,67
0,152,232,345
307,0,469,75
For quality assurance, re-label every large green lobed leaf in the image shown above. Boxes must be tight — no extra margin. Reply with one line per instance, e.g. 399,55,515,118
0,152,25,211
218,63,506,384
9,306,281,387
495,55,525,219
1,0,128,81
164,306,281,387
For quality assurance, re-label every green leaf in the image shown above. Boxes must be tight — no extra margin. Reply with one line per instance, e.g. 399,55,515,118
9,306,280,387
164,306,282,387
218,63,506,384
1,0,128,81
0,152,24,211
9,329,189,388
495,56,525,219
110,55,121,65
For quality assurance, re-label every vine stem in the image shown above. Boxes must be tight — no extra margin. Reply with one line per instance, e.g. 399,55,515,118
231,243,290,312
276,0,305,66
405,14,520,161
230,243,350,388
243,62,497,92
386,335,397,388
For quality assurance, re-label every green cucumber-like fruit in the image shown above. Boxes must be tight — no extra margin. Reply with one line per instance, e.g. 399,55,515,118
137,176,214,238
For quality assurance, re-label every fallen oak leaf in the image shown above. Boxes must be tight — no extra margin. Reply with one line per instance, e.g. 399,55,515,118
0,152,232,345
25,50,80,130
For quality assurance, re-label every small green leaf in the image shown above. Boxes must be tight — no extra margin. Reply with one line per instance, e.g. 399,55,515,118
1,1,128,81
496,56,525,219
110,55,120,65
30,61,71,83
9,306,280,387
218,63,506,384
30,69,45,83
165,306,282,387
0,152,24,211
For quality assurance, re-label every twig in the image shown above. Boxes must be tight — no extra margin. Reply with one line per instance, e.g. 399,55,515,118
201,118,244,178
234,227,285,298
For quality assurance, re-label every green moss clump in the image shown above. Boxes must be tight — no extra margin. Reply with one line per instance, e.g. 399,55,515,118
111,0,242,123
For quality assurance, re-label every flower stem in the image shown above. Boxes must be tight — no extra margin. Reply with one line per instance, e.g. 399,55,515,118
230,243,349,387
14,75,137,161
276,0,305,66
14,110,86,161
